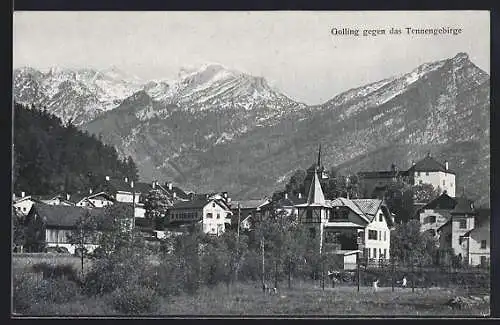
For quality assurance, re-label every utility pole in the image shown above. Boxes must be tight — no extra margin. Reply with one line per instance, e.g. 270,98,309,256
391,256,395,292
235,203,241,284
261,237,265,292
131,180,136,233
357,251,360,292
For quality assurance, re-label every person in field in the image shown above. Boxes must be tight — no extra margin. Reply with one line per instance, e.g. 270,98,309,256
373,279,379,292
402,276,407,288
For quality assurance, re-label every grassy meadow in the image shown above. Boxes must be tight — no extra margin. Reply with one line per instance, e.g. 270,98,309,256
12,253,490,317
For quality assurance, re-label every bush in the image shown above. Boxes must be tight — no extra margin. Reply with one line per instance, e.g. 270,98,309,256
31,262,81,284
13,272,81,313
107,285,160,315
140,260,184,297
25,296,116,316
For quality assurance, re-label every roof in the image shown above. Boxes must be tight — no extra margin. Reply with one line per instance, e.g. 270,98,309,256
328,198,370,223
230,199,269,210
324,221,365,229
29,203,108,229
275,195,307,208
407,155,455,174
307,171,326,205
422,193,457,210
87,191,115,201
351,199,382,218
451,197,476,215
357,171,399,179
437,220,451,232
170,199,212,210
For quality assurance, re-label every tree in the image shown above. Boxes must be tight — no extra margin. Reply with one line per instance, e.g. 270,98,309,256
390,219,438,266
66,210,98,277
412,183,440,203
24,212,46,253
144,189,170,230
12,208,25,252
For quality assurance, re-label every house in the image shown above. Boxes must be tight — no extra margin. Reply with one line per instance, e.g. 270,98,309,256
13,193,40,216
24,203,111,254
85,191,115,208
462,208,490,267
229,199,271,231
357,153,456,199
295,168,394,269
406,153,456,197
260,193,306,221
417,192,465,238
34,193,75,206
166,199,233,236
437,196,477,264
358,164,407,199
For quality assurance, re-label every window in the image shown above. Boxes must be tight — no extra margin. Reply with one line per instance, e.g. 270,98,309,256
207,213,213,218
306,209,313,221
480,256,487,266
443,180,446,186
378,231,381,240
368,230,377,240
427,229,436,237
428,216,436,223
331,207,349,221
459,219,467,229
379,214,383,222
384,249,387,258
417,172,420,176
459,237,465,245
481,240,487,249
425,172,429,176
212,203,215,208
384,231,386,241
451,182,453,188
216,213,220,219
373,248,377,258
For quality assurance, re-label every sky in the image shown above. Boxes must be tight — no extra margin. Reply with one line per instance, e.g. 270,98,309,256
13,11,490,105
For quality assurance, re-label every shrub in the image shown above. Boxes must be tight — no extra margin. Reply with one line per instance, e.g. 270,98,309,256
140,260,184,297
31,262,81,284
107,284,160,315
13,272,81,313
26,296,116,316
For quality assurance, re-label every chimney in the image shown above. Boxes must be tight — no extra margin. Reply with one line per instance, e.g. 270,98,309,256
124,177,128,183
173,192,177,199
284,193,288,199
130,181,134,189
105,175,110,181
66,193,70,201
298,193,302,199
89,188,93,194
445,160,449,171
21,191,25,198
412,160,415,166
152,181,156,189
223,192,228,199
227,197,231,203
168,183,173,191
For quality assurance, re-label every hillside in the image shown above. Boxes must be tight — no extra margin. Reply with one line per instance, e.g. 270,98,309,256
13,102,139,196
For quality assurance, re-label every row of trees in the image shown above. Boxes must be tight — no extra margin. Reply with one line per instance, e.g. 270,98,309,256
13,102,139,196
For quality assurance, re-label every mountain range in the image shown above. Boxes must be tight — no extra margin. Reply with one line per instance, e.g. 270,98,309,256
13,52,490,206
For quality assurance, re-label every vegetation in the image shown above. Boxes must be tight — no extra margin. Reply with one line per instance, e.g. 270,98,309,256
13,102,139,196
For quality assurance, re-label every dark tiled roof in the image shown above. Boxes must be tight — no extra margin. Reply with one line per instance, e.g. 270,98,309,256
358,171,399,179
352,199,382,217
407,156,455,174
423,193,457,210
170,199,211,210
29,203,108,229
451,197,476,215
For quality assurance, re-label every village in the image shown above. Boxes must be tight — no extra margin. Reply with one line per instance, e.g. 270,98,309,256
12,148,490,271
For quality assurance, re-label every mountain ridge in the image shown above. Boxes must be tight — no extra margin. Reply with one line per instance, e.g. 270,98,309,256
13,53,490,205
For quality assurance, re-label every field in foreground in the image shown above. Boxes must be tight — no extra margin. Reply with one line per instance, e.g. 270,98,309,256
14,283,490,317
12,254,490,317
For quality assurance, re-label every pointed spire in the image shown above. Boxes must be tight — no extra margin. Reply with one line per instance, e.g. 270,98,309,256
307,170,326,205
317,144,322,170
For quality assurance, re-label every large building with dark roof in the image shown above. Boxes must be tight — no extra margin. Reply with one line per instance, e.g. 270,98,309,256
358,153,457,199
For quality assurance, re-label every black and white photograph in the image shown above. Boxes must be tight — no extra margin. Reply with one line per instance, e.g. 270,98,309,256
11,10,490,317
